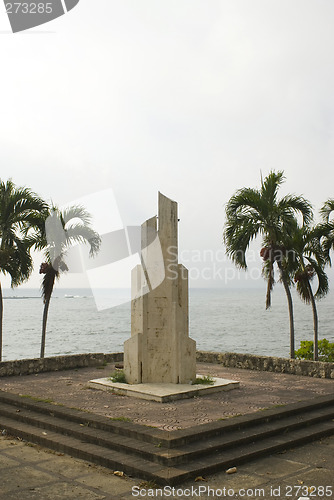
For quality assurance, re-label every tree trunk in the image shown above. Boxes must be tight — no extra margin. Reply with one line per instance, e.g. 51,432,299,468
265,253,275,310
277,262,295,359
40,296,51,359
307,281,319,361
0,280,3,362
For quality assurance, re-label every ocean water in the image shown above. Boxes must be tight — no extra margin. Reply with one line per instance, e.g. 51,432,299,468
1,287,334,362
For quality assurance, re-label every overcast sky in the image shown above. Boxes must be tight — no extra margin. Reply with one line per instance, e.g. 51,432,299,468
1,0,334,291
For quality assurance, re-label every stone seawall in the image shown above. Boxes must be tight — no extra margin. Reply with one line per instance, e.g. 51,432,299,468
0,353,123,377
196,351,334,379
0,351,332,379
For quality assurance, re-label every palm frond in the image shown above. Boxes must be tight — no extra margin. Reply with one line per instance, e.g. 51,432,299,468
62,205,92,226
303,256,329,299
225,188,263,220
64,224,101,256
278,195,313,226
260,170,285,205
320,199,334,222
224,215,262,268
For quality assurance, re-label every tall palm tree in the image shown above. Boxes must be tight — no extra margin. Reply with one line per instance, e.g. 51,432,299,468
223,171,313,358
39,205,101,358
320,199,334,263
0,179,48,361
285,223,329,361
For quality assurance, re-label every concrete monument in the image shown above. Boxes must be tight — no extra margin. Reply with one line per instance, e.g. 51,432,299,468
124,192,196,384
89,193,239,402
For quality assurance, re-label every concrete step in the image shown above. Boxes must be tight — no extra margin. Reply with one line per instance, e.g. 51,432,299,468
0,390,333,485
1,390,333,447
0,390,165,445
164,393,334,447
1,399,333,467
0,413,169,482
172,419,334,482
0,401,177,464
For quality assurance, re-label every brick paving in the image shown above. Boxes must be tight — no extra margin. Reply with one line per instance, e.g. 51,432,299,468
0,362,332,430
1,432,333,498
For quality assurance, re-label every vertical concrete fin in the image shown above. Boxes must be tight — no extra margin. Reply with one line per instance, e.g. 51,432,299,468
124,193,196,384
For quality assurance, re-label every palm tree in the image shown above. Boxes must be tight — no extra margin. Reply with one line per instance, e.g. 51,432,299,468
320,199,334,263
223,171,313,358
285,224,329,361
39,205,101,358
0,179,48,361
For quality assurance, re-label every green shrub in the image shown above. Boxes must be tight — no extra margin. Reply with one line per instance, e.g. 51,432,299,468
295,339,334,362
194,375,214,385
109,370,127,383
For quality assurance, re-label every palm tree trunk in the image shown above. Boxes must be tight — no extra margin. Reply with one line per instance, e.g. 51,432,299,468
277,262,295,359
265,257,274,310
0,280,3,362
40,296,51,359
307,281,319,361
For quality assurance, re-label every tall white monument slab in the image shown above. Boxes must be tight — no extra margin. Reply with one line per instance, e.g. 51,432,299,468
89,192,239,402
124,193,196,384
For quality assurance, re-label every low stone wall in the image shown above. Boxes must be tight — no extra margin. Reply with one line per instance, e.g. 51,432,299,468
0,351,333,379
196,351,334,379
0,353,123,377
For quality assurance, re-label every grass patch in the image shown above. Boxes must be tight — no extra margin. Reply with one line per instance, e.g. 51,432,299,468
218,413,242,420
96,360,108,369
138,480,158,489
109,370,127,384
193,375,214,385
20,395,55,404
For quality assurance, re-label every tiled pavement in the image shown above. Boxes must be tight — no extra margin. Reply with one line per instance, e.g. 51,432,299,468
0,362,333,498
0,363,332,430
0,433,333,499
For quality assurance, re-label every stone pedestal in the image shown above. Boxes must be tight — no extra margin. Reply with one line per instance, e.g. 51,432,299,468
124,193,196,384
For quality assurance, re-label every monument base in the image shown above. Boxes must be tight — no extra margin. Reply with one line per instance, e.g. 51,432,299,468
88,376,239,403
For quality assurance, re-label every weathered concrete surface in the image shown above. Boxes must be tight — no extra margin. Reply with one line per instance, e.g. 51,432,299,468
124,193,196,384
0,430,333,498
88,376,239,402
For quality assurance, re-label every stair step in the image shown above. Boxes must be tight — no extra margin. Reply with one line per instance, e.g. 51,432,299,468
163,420,334,483
0,390,165,445
1,412,333,485
0,401,174,463
166,405,334,464
1,391,333,448
165,394,334,447
0,390,333,485
1,400,333,466
0,414,173,483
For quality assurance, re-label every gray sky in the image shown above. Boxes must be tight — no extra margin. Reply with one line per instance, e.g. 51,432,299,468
1,0,334,290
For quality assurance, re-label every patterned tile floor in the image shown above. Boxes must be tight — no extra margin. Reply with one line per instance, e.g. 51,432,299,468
0,362,332,430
